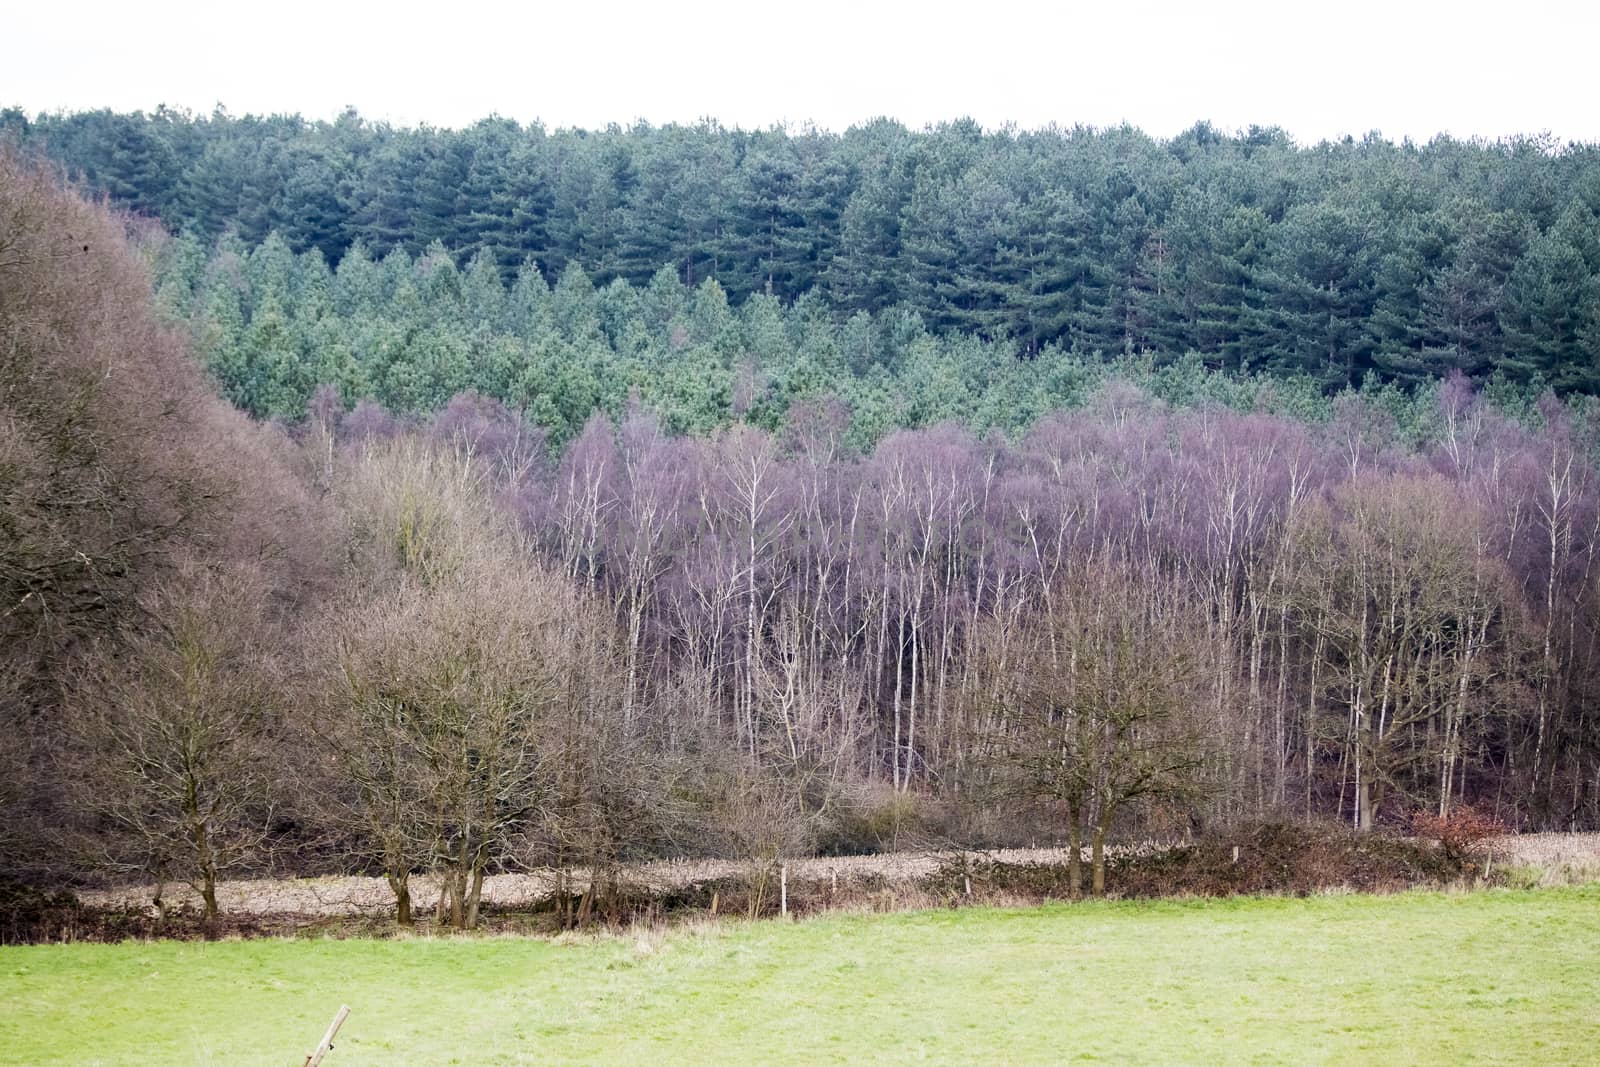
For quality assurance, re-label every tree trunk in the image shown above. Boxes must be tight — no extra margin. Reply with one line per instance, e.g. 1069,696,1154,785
465,864,486,930
1091,802,1115,898
450,871,465,930
891,610,906,790
387,871,413,927
200,869,219,922
1065,795,1084,899
192,816,219,921
575,881,595,927
188,782,219,921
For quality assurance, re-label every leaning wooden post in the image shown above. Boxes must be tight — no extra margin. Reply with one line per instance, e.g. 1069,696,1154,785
302,1004,350,1067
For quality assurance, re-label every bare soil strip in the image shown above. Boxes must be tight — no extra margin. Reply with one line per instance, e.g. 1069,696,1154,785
78,833,1600,918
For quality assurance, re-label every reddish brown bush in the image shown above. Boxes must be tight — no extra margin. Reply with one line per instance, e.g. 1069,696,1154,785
1412,807,1508,861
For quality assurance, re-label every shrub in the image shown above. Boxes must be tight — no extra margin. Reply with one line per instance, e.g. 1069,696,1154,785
1412,807,1508,863
923,821,1469,904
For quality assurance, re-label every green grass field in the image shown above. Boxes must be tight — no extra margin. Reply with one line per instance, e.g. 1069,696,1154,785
3,886,1597,1065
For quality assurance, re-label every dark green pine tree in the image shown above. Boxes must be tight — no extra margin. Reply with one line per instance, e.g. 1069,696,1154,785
899,169,966,333
1413,208,1525,376
828,179,908,312
1001,177,1096,354
410,133,472,250
789,137,850,296
547,132,635,280
347,132,430,257
461,125,552,280
230,120,301,244
1171,199,1271,373
615,125,684,285
1251,200,1377,386
726,130,812,298
273,142,350,263
1500,231,1594,392
96,111,183,217
675,122,737,287
176,131,247,238
950,165,1032,342
1367,210,1453,384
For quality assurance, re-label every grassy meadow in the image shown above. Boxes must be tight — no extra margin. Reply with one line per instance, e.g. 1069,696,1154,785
3,886,1597,1065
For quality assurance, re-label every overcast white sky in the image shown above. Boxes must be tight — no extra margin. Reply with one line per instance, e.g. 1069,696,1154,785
9,0,1598,144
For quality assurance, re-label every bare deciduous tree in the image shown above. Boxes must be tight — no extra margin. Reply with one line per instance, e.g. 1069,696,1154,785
321,441,626,929
68,561,283,919
979,555,1210,896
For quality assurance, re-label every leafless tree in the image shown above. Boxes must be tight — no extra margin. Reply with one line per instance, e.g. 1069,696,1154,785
979,554,1211,895
67,561,284,919
1,151,331,881
1284,473,1521,829
320,440,627,929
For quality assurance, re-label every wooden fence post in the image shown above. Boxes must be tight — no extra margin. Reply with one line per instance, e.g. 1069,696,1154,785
780,863,788,918
302,1005,350,1067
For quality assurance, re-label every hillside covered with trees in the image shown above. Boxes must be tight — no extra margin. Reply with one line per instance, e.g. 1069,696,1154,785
6,105,1600,403
143,227,1372,447
6,111,1600,929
